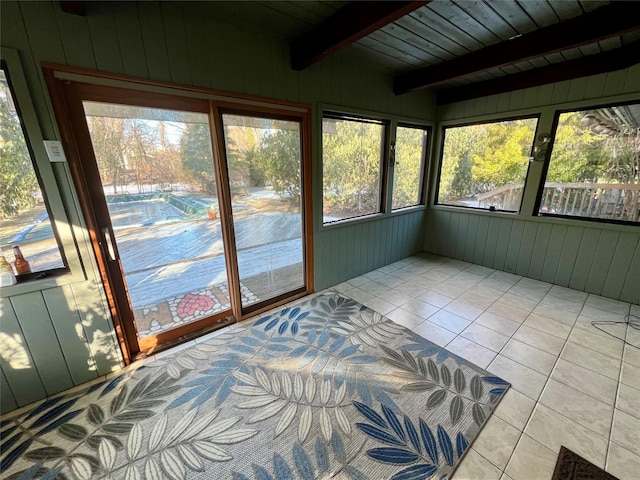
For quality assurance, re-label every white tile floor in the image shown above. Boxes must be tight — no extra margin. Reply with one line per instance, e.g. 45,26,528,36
331,253,640,480
5,253,638,479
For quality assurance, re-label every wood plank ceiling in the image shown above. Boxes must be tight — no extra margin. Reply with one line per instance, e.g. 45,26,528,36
132,1,640,103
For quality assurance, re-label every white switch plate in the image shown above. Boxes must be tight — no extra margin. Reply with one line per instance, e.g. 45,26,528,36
43,140,67,162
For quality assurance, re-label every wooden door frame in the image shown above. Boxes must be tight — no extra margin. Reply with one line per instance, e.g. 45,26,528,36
43,65,314,363
211,102,314,320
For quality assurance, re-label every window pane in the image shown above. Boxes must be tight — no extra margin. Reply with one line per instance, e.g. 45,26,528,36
0,68,65,274
539,104,640,223
392,125,428,210
437,118,538,211
322,115,384,223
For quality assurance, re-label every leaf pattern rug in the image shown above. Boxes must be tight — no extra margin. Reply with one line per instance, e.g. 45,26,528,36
0,292,509,479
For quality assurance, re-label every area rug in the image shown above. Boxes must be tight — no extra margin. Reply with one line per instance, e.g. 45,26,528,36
552,447,618,480
134,284,259,337
0,291,509,479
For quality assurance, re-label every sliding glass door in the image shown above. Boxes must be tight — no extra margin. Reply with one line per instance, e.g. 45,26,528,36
220,113,306,310
47,72,313,359
83,102,231,340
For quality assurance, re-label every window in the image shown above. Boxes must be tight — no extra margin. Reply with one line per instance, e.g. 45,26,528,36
392,124,429,210
322,113,385,223
436,117,538,212
538,102,640,224
0,65,66,277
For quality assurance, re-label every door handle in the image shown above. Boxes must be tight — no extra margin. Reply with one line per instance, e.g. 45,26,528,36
102,227,117,261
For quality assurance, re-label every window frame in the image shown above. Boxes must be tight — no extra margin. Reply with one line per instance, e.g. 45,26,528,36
391,122,432,212
321,110,390,226
319,105,432,229
535,99,640,226
433,113,541,214
0,48,85,296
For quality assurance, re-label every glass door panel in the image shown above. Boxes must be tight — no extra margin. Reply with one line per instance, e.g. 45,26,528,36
83,102,230,338
221,114,305,308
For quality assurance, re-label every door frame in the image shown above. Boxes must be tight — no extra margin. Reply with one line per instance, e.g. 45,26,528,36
44,65,314,363
211,102,314,319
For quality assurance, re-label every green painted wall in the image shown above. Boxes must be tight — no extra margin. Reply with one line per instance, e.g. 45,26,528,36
425,67,640,305
0,1,434,413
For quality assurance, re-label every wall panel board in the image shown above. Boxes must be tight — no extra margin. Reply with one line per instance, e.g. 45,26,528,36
569,228,602,292
585,230,620,294
42,285,98,386
540,225,567,283
161,2,192,86
114,2,149,79
515,222,537,276
1,370,17,415
483,217,501,268
85,2,124,74
455,213,469,261
425,210,639,304
620,242,640,302
19,1,67,65
54,6,96,70
602,233,639,300
137,1,172,82
68,281,122,377
493,219,512,272
183,11,209,88
464,214,478,263
505,220,524,274
473,216,489,265
9,292,74,396
554,226,583,287
0,297,47,411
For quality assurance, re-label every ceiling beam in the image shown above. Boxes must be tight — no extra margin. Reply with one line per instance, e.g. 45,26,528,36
436,41,640,105
60,1,85,16
395,2,640,95
290,1,429,71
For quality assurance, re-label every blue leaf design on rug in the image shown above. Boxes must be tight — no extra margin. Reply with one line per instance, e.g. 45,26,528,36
0,292,509,479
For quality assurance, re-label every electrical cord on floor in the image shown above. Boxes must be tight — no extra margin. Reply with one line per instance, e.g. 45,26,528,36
590,314,640,349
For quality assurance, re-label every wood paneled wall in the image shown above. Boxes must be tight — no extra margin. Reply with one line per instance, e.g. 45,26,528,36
426,67,640,305
316,210,427,289
1,281,122,412
425,211,639,304
0,1,435,414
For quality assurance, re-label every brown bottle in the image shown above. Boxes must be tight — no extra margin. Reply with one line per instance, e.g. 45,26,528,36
13,245,31,275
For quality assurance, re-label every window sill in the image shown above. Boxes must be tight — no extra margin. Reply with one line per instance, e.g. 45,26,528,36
429,205,640,233
321,205,427,230
0,268,87,298
390,204,427,215
322,212,387,230
431,204,521,217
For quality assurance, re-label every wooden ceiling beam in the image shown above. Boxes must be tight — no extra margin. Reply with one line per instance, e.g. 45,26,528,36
60,1,85,16
437,41,640,105
395,2,640,95
290,1,429,71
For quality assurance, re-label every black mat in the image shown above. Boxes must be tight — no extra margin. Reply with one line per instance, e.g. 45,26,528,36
552,447,618,480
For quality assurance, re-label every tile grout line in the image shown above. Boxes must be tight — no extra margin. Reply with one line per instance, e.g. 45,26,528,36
603,302,632,471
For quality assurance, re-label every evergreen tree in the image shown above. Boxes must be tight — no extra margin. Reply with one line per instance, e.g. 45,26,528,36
254,129,301,204
0,98,39,218
181,123,217,194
